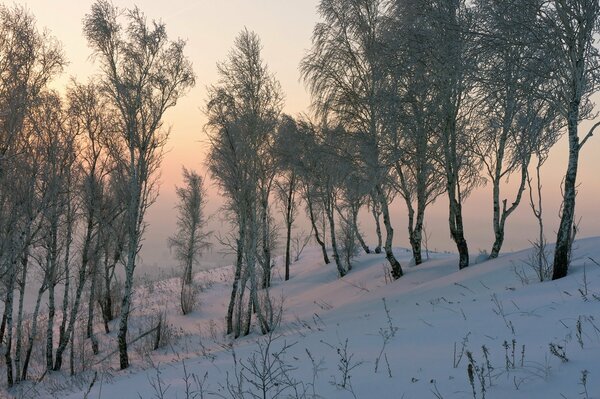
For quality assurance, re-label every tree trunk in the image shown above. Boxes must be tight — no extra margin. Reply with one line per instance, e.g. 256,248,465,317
46,225,58,371
227,220,245,336
5,257,17,387
260,195,271,289
284,175,295,281
100,248,119,334
552,104,580,280
371,203,382,254
117,259,134,370
46,277,56,371
306,188,330,264
489,159,529,259
376,185,403,278
0,306,6,346
22,282,45,381
408,205,425,266
54,214,95,371
448,192,469,269
352,205,370,254
14,252,29,382
87,258,99,355
326,195,345,277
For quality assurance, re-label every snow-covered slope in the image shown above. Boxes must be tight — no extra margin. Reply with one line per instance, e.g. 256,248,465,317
17,238,600,398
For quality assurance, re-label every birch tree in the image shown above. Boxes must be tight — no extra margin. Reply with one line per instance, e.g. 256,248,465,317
169,167,211,314
0,6,64,385
470,0,554,259
429,0,481,269
301,0,404,278
540,0,600,279
384,0,446,265
206,29,283,337
273,116,300,281
83,0,195,369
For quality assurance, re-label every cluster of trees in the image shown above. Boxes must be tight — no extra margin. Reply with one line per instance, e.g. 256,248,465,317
0,0,194,385
1,0,599,387
206,0,600,336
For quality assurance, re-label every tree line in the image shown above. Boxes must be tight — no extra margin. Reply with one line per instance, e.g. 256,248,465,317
0,0,598,388
205,0,599,337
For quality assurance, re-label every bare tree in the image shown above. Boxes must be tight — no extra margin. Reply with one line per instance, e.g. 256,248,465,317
525,101,562,281
429,0,481,269
469,0,557,259
205,29,283,337
53,80,114,370
539,0,600,279
83,0,195,369
384,0,446,265
0,6,64,385
273,116,300,281
301,0,404,278
169,167,211,313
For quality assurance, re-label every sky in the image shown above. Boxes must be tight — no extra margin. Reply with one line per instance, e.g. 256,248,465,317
20,0,600,272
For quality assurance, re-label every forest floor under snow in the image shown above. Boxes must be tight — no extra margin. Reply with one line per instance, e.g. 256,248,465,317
7,237,600,399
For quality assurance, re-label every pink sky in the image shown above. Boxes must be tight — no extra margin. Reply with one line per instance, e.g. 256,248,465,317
22,0,600,271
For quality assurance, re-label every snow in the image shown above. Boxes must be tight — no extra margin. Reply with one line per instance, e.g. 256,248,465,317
11,238,600,398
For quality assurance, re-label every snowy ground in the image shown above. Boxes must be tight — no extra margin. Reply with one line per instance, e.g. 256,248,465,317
8,238,600,399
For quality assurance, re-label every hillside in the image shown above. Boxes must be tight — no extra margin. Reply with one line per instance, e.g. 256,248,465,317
13,238,600,399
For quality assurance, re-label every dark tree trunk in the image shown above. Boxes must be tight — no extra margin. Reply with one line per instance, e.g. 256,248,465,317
326,195,345,277
227,220,245,336
284,173,295,281
371,202,382,254
376,185,403,279
553,105,580,280
408,205,425,266
352,205,370,254
306,189,330,264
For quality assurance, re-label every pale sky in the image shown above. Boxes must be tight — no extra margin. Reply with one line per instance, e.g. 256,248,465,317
20,0,600,272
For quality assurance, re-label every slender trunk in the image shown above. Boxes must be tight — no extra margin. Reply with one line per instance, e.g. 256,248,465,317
243,281,253,337
58,204,73,347
87,258,99,355
117,257,134,370
284,175,295,281
184,260,193,286
0,307,6,345
376,185,403,278
553,104,580,280
260,194,271,289
46,279,56,371
235,269,248,338
22,283,46,381
306,188,330,264
227,220,245,336
352,205,370,254
408,204,425,266
69,320,75,376
448,191,469,269
100,247,119,333
53,215,95,371
371,200,382,254
14,252,29,382
118,149,142,370
444,121,469,269
490,148,529,257
184,222,196,286
249,207,270,334
5,257,17,387
326,195,345,277
46,226,58,371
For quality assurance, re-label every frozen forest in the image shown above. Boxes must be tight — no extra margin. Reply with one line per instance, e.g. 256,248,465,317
1,0,600,398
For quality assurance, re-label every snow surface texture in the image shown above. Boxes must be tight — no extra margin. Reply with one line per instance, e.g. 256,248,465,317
10,238,600,399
